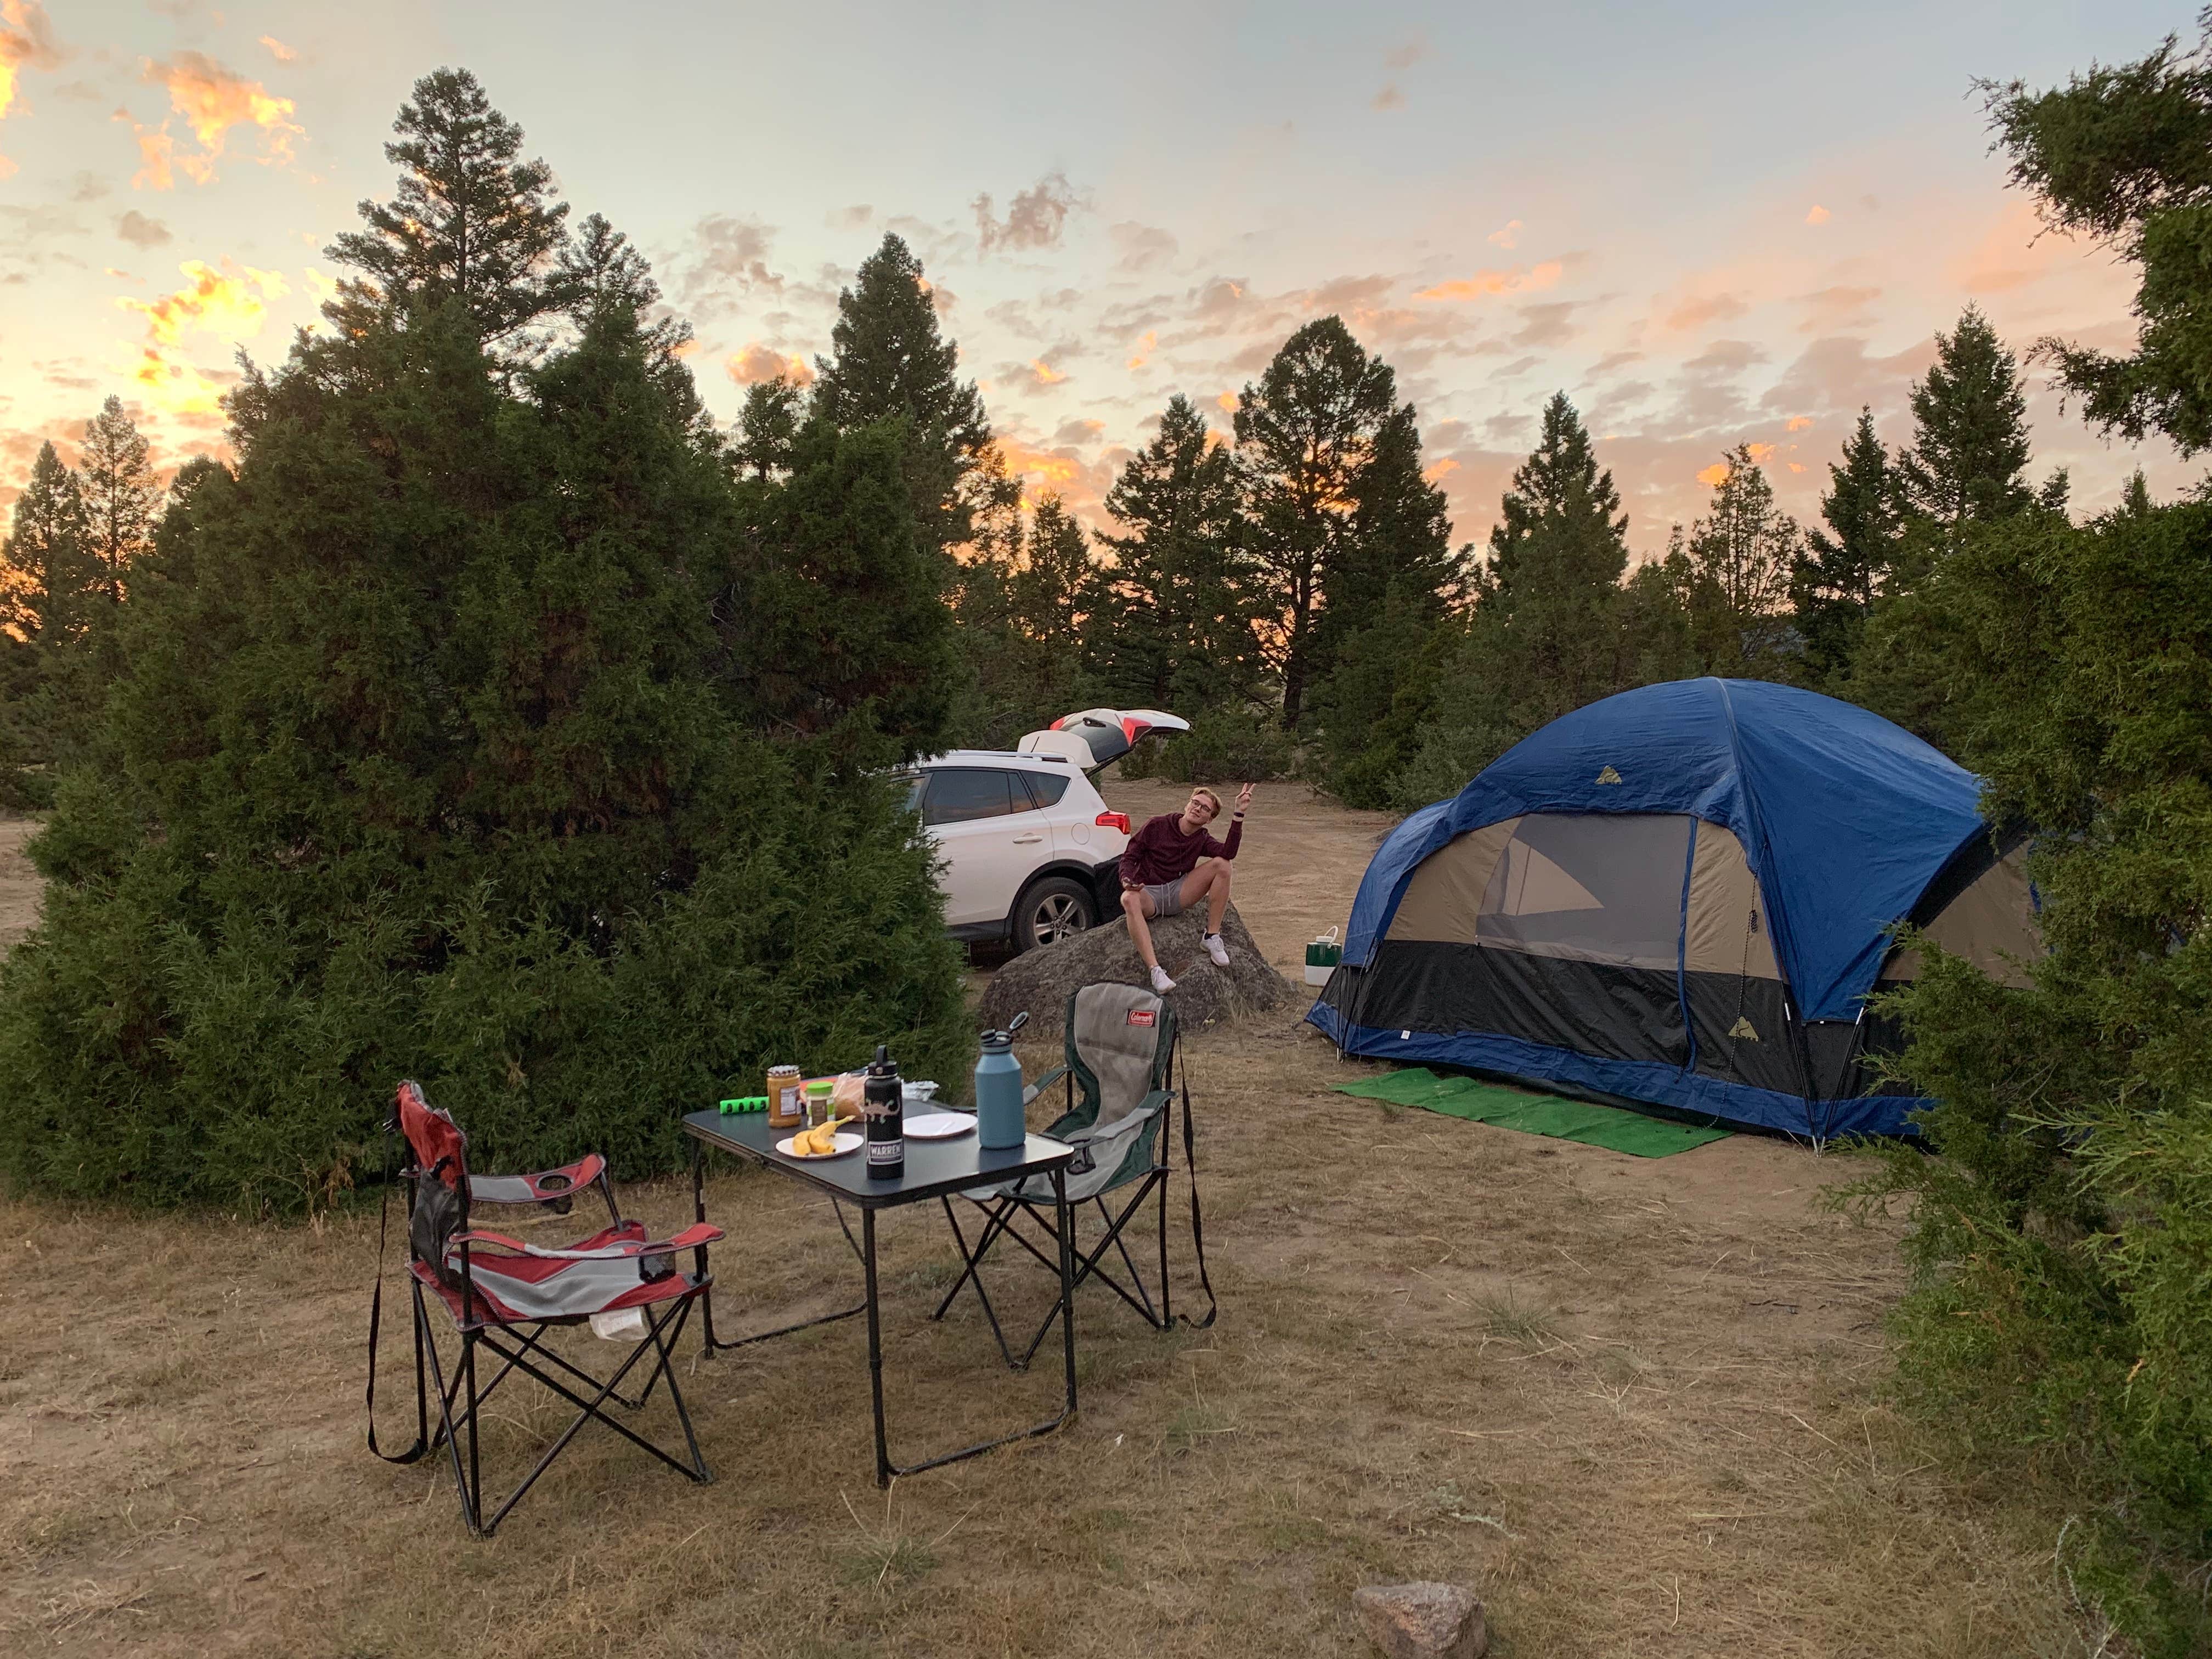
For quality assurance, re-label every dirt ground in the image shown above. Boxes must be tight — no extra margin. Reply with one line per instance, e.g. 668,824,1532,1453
0,793,2089,1658
0,814,40,956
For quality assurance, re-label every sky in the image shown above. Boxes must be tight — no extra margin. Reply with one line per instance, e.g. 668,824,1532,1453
0,0,2200,558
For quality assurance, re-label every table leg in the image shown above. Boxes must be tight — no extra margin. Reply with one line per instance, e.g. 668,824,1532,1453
692,1141,868,1356
1054,1166,1078,1421
692,1139,718,1355
865,1207,890,1487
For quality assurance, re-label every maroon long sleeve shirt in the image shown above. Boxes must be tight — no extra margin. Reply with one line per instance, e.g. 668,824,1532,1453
1119,812,1242,888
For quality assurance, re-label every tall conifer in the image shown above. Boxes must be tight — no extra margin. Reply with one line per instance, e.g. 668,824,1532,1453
1234,317,1397,727
810,234,992,554
1093,395,1257,709
1895,306,2034,536
78,397,157,607
3,442,95,650
1791,408,1901,681
325,67,571,348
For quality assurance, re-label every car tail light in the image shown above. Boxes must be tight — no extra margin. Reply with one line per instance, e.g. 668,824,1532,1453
1096,811,1131,834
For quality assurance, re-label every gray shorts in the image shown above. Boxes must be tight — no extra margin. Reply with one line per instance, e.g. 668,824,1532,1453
1141,879,1185,918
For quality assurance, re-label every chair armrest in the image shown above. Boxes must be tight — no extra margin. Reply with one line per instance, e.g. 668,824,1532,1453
454,1222,723,1259
468,1153,608,1207
1065,1088,1173,1147
1021,1066,1069,1107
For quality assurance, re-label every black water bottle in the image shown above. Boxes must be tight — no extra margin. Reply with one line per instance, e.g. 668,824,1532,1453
864,1044,904,1180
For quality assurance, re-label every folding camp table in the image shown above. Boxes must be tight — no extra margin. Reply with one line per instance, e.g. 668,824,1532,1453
680,1109,1077,1486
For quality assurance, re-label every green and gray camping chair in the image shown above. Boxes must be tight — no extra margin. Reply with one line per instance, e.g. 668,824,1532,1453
933,981,1216,1369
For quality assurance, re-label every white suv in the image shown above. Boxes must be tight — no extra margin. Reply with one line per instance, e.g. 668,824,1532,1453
901,708,1187,953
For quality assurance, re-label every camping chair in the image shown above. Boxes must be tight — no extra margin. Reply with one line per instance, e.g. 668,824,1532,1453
933,983,1216,1370
364,1080,724,1537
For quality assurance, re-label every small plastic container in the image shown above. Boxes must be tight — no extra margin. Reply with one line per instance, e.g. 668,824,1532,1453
804,1079,836,1127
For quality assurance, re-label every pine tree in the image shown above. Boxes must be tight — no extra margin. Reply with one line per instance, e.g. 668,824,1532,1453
78,396,158,607
1092,394,1257,710
1386,394,1695,810
733,377,804,481
3,442,96,651
1895,306,2034,538
728,415,964,764
1487,391,1629,595
1988,15,2212,454
1234,317,1398,726
1791,408,1900,682
325,67,571,348
1669,445,1799,674
1319,404,1464,645
810,234,992,555
1481,392,1635,710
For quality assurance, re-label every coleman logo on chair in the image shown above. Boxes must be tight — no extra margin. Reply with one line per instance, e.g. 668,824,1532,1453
1595,765,1623,785
1126,1008,1156,1026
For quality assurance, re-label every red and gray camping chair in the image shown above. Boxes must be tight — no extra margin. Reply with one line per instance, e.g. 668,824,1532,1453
934,982,1216,1370
365,1081,723,1536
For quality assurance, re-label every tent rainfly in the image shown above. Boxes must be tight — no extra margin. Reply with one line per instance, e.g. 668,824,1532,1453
1307,679,2042,1139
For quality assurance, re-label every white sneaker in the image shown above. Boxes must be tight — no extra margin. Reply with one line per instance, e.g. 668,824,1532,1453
1149,965,1177,994
1203,933,1230,968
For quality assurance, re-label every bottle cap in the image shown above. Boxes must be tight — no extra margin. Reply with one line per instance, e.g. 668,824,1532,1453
867,1043,896,1076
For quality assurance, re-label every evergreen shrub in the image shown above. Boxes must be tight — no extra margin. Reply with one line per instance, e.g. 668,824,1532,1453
0,302,970,1214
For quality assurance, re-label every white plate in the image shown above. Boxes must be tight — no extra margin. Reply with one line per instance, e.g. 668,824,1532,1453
903,1112,975,1139
776,1130,864,1159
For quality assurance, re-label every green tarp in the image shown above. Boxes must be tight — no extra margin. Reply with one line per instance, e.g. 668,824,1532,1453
1332,1067,1731,1158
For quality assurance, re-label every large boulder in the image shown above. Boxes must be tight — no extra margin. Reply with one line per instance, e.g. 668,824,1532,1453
978,902,1293,1032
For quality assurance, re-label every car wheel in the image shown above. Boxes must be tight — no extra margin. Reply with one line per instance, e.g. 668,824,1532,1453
1012,876,1096,953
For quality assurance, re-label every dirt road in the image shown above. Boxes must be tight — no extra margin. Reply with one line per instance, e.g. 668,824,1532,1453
0,816,39,957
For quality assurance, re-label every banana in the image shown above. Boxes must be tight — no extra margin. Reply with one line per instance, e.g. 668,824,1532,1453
788,1116,851,1157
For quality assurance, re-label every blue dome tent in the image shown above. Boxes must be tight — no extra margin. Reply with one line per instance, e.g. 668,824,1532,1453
1307,679,2041,1138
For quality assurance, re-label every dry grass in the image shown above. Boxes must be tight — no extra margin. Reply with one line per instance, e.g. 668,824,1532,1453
0,1011,2103,1658
0,790,2106,1656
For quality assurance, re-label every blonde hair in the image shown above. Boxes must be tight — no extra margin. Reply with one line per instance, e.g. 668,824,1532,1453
1189,787,1223,816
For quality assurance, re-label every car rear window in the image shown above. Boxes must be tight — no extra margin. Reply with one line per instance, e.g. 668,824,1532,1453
1020,771,1070,808
922,768,1017,825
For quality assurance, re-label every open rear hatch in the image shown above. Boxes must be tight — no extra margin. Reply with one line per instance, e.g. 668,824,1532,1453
1018,707,1189,771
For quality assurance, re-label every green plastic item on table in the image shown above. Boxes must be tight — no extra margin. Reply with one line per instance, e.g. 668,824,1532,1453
718,1096,769,1114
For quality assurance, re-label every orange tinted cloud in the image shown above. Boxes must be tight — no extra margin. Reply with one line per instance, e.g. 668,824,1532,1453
119,259,287,346
1487,219,1523,250
1423,457,1460,483
1216,391,1238,413
1804,204,1831,225
128,345,226,415
1695,461,1730,487
1028,358,1066,386
0,1,61,123
1126,330,1156,370
1744,442,1775,464
136,52,301,187
724,342,814,386
1663,291,1748,331
1417,260,1561,301
259,36,296,63
1784,415,1813,432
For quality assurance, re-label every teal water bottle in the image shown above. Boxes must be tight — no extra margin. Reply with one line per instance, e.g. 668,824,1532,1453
973,1011,1030,1149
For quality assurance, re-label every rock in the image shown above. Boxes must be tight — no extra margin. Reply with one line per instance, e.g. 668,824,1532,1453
1352,1582,1488,1659
977,901,1293,1032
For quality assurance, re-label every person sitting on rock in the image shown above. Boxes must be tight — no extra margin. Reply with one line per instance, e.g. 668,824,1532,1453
1118,783,1253,994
